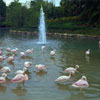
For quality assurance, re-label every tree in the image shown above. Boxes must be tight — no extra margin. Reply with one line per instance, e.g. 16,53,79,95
0,0,7,27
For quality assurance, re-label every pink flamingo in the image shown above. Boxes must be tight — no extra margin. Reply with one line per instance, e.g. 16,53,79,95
25,49,34,54
7,54,15,62
0,51,2,55
35,64,47,72
0,67,11,73
55,71,74,82
11,48,18,54
72,76,89,89
15,67,28,75
24,61,32,68
64,65,79,73
11,74,28,83
0,55,6,62
0,73,7,84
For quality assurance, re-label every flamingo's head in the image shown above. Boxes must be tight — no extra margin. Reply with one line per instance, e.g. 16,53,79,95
82,76,87,81
75,65,79,70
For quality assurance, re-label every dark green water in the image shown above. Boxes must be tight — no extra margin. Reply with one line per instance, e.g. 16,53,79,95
0,30,100,100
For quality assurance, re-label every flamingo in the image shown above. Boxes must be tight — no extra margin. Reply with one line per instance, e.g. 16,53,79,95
6,47,11,52
0,55,6,62
0,73,7,84
0,67,11,73
7,54,15,62
64,65,79,73
0,51,2,55
24,61,32,68
55,71,74,82
15,67,28,75
50,49,56,57
11,74,28,83
20,52,26,57
41,46,45,51
72,76,89,89
11,48,18,54
35,64,47,72
85,49,90,55
25,49,34,54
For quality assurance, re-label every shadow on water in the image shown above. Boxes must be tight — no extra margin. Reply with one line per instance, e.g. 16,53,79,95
12,86,27,96
0,85,7,93
36,71,47,77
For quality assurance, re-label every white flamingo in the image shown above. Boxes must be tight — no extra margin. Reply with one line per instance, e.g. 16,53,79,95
50,49,56,57
20,52,26,57
0,67,11,73
64,65,79,73
15,67,28,75
85,49,90,55
24,61,32,68
35,64,47,72
11,48,18,54
55,71,74,82
72,76,89,89
0,73,7,84
41,46,45,51
6,47,11,52
25,49,34,54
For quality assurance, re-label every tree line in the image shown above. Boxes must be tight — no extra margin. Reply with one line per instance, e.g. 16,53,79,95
0,0,100,28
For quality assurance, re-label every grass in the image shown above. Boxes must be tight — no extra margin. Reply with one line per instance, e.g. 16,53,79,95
46,21,100,35
10,20,100,35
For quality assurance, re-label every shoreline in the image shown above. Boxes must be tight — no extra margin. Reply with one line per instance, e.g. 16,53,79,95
9,30,100,39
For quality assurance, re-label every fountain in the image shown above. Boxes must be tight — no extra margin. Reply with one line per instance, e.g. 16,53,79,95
38,5,47,44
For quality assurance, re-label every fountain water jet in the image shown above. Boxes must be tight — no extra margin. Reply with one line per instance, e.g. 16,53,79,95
38,6,47,44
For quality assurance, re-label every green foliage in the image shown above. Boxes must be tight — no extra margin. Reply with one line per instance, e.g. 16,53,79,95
1,0,99,35
0,0,6,27
0,0,6,17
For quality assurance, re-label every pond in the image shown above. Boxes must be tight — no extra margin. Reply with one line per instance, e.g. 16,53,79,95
0,30,100,100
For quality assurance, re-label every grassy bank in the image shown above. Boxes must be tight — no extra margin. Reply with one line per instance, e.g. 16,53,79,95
10,17,100,35
46,19,100,35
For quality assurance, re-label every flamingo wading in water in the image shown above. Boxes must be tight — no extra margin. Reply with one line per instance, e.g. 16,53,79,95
55,71,74,83
64,65,79,74
11,74,28,83
0,73,7,84
72,76,89,90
